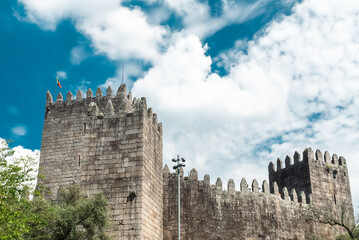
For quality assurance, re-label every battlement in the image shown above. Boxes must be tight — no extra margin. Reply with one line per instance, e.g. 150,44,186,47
45,84,162,133
163,165,312,205
269,148,347,173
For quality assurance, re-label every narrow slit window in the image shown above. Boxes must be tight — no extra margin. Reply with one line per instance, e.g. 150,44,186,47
84,123,86,133
78,156,81,166
334,194,337,204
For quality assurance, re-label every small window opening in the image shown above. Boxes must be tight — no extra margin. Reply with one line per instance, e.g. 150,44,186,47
334,194,337,204
83,123,86,133
78,156,81,166
333,170,338,179
126,191,136,202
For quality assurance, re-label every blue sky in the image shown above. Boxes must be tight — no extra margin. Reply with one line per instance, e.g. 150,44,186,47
1,0,359,208
0,0,298,149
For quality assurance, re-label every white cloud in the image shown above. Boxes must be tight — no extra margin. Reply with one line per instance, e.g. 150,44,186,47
164,0,266,38
131,0,359,208
56,71,67,79
19,0,167,62
12,126,27,136
70,46,88,65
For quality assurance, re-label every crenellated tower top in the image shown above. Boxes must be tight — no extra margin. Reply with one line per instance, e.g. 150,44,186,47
45,84,162,133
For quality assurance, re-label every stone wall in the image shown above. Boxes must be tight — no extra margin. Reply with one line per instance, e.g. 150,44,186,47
39,85,163,239
163,150,353,240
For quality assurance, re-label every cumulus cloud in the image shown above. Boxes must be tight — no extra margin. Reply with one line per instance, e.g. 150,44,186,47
12,125,27,136
19,0,167,61
131,0,359,207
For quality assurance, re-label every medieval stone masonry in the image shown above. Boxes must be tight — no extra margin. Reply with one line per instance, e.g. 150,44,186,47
39,85,354,240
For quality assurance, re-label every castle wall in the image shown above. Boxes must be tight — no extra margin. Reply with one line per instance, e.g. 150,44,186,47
163,162,348,239
39,85,163,239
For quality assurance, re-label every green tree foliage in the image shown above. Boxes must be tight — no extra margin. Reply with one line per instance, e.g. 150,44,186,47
0,140,112,240
0,139,40,239
46,185,111,240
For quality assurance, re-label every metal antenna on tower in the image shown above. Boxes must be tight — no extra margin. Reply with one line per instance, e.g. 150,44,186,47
121,64,124,85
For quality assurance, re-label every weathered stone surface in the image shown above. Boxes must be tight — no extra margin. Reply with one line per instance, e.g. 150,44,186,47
66,91,73,102
46,91,53,105
39,85,163,240
41,86,354,240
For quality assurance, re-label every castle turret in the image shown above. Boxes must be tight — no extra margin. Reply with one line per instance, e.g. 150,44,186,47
269,148,353,221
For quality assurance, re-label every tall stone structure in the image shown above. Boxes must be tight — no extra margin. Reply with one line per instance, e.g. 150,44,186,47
39,85,163,239
39,85,354,240
269,148,353,222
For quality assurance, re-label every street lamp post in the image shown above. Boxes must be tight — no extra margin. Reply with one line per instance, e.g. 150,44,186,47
172,155,186,240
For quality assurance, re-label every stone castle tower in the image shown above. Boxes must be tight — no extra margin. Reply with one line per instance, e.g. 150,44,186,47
39,85,354,240
40,85,163,239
